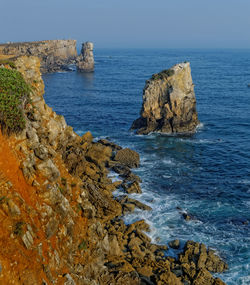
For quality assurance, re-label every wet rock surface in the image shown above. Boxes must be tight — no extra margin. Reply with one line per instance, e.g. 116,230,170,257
131,62,199,135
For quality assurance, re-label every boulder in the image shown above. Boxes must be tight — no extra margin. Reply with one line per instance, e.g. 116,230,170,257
131,62,199,134
122,181,142,194
114,148,140,168
179,241,228,274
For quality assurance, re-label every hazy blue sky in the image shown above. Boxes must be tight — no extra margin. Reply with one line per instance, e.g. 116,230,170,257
1,0,249,48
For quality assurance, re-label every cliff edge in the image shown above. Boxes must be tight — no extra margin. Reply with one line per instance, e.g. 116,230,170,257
131,62,199,135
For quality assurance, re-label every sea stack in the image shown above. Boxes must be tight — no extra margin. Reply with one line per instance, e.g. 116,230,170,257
77,42,94,72
131,62,199,134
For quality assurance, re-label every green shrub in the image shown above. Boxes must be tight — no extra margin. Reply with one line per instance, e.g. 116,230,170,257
0,60,16,69
0,68,31,134
13,221,25,236
0,196,6,203
151,68,175,80
78,239,87,250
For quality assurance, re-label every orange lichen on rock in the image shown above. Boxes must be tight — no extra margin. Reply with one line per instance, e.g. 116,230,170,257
0,131,38,208
0,133,47,283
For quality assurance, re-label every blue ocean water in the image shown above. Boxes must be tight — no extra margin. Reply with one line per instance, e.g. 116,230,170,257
43,49,250,284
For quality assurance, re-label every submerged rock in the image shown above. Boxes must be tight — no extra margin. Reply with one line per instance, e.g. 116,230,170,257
169,239,180,249
77,42,94,72
131,62,199,134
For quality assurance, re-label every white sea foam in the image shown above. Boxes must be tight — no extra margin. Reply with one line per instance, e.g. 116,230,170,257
179,138,224,144
107,171,120,182
239,179,250,185
196,122,204,130
162,158,175,165
94,135,108,141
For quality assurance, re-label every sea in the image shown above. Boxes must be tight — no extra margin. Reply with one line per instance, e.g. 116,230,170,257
43,48,250,284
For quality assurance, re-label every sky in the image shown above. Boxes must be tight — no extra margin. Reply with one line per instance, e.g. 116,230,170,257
0,0,249,49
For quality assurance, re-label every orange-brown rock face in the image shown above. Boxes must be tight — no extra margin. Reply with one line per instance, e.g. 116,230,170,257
131,62,199,135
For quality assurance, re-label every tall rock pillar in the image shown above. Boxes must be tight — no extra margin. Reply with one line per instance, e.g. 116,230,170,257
77,42,94,72
131,62,199,134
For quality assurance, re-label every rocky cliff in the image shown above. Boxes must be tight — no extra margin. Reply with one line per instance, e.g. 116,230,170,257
131,62,199,135
0,57,227,284
0,40,77,73
77,42,94,72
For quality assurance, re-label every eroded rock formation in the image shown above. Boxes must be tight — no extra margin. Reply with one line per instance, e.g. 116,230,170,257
131,62,199,134
77,42,94,72
0,40,77,73
0,57,227,284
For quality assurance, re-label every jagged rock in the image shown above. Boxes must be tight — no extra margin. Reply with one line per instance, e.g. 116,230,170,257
117,195,152,213
21,230,34,249
87,183,122,219
169,239,180,249
45,217,59,238
179,241,228,273
123,203,136,213
127,220,151,233
86,143,112,167
64,274,76,285
77,42,94,72
98,139,122,151
37,159,60,182
131,62,199,134
193,268,215,285
122,180,142,194
34,144,48,160
81,131,93,143
114,148,140,168
7,199,20,215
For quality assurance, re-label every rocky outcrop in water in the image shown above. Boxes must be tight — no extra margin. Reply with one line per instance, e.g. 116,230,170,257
131,62,199,134
77,42,94,72
0,40,77,73
0,56,227,284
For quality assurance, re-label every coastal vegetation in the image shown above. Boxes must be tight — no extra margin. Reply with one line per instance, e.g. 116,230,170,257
0,67,31,133
151,68,175,80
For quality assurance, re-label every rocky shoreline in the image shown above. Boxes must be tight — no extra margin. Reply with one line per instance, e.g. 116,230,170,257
0,56,228,284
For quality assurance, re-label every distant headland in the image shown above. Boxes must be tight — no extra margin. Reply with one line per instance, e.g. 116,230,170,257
0,39,94,73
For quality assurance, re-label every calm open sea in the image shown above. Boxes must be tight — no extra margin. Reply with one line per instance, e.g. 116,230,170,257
43,48,250,284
